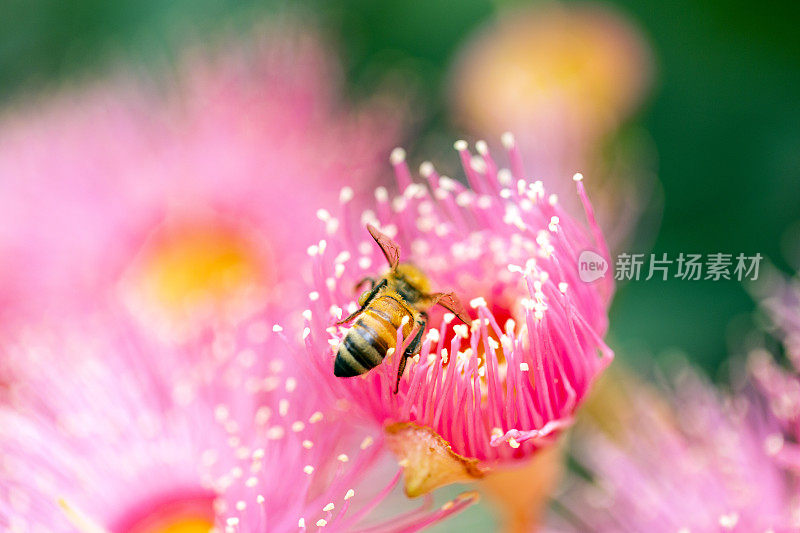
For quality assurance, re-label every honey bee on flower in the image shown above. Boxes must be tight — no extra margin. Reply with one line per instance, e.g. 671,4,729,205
301,136,614,531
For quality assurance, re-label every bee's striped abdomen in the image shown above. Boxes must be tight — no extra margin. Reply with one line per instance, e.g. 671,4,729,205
334,295,414,378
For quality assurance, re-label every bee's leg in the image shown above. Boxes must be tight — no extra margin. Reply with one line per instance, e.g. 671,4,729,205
395,314,427,394
354,276,376,292
336,278,387,325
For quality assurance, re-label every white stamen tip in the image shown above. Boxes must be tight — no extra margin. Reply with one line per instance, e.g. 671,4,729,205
719,513,739,529
337,454,349,463
323,503,335,512
419,161,434,177
572,172,584,182
375,186,389,203
390,147,406,164
303,465,315,475
345,489,355,500
339,186,354,203
298,518,306,528
317,519,328,528
475,140,488,155
765,433,784,455
501,132,515,149
469,297,487,309
519,362,529,372
454,139,468,151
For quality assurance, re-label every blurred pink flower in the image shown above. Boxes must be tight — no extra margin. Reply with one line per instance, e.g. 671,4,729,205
550,369,795,532
450,3,652,147
301,136,613,496
448,3,658,250
0,309,475,532
0,28,401,339
749,270,800,473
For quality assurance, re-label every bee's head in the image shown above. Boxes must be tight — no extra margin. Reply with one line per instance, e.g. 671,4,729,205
392,263,431,303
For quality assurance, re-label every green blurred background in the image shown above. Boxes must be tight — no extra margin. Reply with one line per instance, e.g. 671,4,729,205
2,0,799,376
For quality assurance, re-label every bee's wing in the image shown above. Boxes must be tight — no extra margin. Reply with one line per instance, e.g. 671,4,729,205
429,292,471,324
367,224,401,269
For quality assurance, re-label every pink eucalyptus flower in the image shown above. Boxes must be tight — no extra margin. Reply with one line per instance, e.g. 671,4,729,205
301,136,613,496
448,3,658,250
0,27,400,340
749,270,800,473
549,369,796,532
0,309,475,533
449,3,652,176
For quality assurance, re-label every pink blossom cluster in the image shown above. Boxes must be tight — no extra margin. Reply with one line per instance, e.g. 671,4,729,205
301,136,613,473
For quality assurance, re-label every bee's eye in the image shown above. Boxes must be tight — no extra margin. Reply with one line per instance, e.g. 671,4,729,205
358,289,372,306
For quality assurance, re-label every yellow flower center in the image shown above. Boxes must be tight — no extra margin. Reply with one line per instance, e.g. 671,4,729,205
141,517,214,533
59,493,215,533
125,218,270,335
144,226,263,309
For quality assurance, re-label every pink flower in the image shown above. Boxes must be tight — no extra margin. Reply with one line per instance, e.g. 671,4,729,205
549,369,795,532
0,27,401,339
749,270,800,472
447,3,658,250
449,3,653,176
301,136,613,496
0,309,476,532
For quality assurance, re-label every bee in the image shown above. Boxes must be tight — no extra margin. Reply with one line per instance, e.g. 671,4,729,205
334,224,470,393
